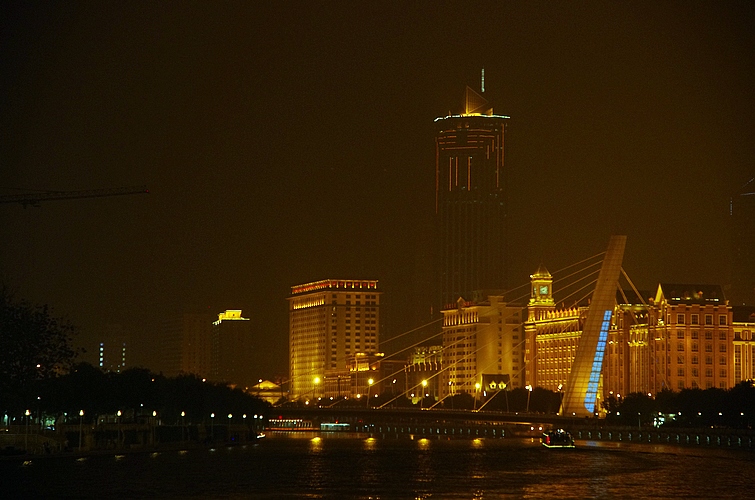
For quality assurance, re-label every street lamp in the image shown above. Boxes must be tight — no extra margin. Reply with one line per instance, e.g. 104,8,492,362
25,409,30,452
117,410,122,447
211,412,215,441
180,411,185,441
152,411,158,445
526,385,533,413
502,382,509,413
78,410,84,450
312,376,321,405
421,380,428,408
557,384,564,415
367,378,374,407
474,382,481,411
228,414,233,442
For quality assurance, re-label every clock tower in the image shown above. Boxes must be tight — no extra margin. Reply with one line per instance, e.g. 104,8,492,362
528,264,555,320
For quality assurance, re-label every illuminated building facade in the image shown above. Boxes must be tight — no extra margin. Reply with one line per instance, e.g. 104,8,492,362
647,284,734,391
288,279,381,401
606,294,651,397
435,86,509,308
525,274,752,412
405,346,443,404
441,294,524,399
732,306,755,383
211,310,252,387
524,265,586,393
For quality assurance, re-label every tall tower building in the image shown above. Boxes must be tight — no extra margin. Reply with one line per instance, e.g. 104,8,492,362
730,176,755,306
288,279,381,400
211,310,253,388
435,84,510,308
157,312,214,379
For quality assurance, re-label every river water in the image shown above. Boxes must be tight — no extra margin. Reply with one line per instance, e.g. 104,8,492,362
2,433,752,499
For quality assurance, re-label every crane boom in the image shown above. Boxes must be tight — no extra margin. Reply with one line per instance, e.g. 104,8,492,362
0,185,149,207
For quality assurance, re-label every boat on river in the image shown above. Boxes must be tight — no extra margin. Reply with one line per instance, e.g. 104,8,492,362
541,429,575,449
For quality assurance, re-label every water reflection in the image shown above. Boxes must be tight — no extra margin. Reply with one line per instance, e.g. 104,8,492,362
2,436,752,499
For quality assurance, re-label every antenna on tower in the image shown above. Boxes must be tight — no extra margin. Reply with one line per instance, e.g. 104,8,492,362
481,68,485,93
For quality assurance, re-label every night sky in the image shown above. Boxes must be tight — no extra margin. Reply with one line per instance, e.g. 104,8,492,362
2,2,754,379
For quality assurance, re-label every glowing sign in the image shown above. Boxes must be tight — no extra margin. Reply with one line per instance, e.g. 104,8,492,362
584,310,612,413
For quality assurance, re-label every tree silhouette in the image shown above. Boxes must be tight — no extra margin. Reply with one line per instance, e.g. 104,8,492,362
0,287,78,415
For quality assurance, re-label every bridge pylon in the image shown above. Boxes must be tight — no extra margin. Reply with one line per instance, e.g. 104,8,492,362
561,235,626,418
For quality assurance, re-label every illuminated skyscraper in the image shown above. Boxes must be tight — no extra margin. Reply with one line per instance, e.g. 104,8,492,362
288,280,380,400
435,85,509,308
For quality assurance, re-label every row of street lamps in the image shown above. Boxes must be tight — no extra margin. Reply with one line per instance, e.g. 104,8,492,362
71,409,264,449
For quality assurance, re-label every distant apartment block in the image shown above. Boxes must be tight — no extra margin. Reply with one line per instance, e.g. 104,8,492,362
98,324,129,373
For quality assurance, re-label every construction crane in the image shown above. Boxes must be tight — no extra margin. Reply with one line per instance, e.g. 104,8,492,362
0,185,149,208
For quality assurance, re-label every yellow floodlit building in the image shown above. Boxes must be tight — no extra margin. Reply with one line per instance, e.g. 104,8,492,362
440,294,525,398
288,280,380,401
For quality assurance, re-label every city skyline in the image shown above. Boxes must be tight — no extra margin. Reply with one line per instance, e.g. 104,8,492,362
2,3,754,378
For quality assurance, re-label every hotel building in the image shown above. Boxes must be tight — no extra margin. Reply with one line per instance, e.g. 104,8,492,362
288,279,380,400
644,284,732,392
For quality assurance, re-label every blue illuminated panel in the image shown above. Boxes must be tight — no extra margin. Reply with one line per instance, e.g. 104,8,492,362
584,310,612,413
